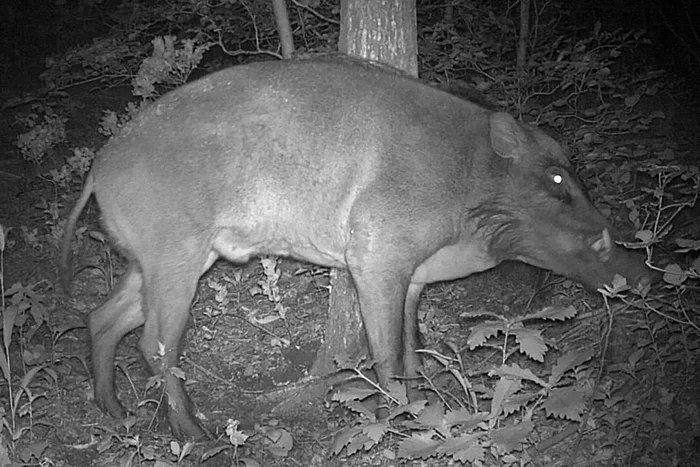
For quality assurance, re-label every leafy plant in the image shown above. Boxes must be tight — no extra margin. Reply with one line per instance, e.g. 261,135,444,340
47,146,94,189
91,416,190,465
518,25,649,124
625,161,699,283
247,257,290,347
32,198,63,249
99,102,143,137
329,305,598,464
132,36,209,100
0,226,57,461
38,0,338,93
200,418,292,466
41,25,152,91
14,106,67,166
419,2,516,87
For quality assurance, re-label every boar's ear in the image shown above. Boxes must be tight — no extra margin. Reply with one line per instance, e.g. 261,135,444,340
490,112,527,160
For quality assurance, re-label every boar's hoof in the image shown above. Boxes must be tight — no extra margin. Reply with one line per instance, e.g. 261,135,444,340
169,411,210,440
96,393,128,420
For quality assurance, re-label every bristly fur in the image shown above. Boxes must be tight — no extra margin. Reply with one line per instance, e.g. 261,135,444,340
467,199,525,261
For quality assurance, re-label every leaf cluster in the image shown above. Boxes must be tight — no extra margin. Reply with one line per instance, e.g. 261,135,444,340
0,228,65,461
329,306,599,464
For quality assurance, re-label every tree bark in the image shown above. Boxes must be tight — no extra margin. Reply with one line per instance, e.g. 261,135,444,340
444,4,454,26
272,0,294,58
517,0,531,74
339,0,418,76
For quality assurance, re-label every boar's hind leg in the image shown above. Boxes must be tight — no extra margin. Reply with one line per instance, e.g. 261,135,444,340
90,265,145,419
139,260,206,440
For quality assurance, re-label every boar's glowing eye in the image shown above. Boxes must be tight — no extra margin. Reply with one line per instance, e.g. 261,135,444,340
545,167,565,186
544,167,572,204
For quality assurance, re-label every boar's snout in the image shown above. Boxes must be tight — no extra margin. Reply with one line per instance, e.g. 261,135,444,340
590,229,657,291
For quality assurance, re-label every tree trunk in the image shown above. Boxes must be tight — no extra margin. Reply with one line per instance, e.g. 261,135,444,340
517,0,531,74
444,4,454,26
310,0,418,379
272,0,294,58
339,0,418,76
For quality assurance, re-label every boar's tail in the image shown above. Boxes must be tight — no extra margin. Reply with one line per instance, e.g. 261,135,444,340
59,173,95,295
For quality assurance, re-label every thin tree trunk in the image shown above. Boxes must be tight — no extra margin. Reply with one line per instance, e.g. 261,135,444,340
517,0,530,74
272,0,294,58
